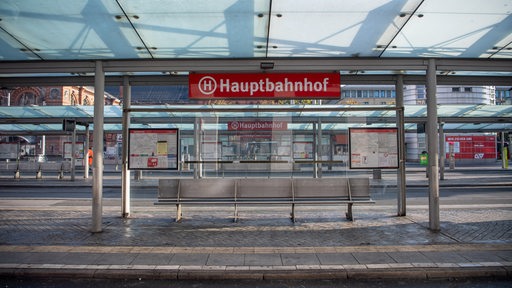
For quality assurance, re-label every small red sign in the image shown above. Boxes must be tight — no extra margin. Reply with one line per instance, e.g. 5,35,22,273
189,73,340,99
228,121,288,131
147,157,158,167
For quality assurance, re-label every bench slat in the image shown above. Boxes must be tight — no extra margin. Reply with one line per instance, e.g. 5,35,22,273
348,178,371,198
237,178,292,198
293,178,349,198
158,179,179,198
180,179,235,198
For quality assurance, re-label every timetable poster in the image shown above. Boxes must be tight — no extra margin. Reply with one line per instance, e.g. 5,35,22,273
349,128,398,169
128,129,179,170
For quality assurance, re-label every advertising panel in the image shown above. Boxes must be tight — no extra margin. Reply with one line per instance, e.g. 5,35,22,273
189,73,340,99
128,129,179,170
349,128,398,169
445,135,496,159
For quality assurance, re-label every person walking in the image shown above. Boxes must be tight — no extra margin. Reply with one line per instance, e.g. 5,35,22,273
88,148,93,171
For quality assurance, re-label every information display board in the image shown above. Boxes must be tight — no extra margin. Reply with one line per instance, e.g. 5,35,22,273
349,128,398,169
128,129,179,170
64,142,84,159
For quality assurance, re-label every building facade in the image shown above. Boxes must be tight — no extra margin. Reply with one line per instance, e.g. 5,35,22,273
0,86,119,161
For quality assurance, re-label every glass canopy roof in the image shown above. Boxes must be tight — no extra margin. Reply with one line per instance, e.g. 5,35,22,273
0,104,510,134
1,0,511,61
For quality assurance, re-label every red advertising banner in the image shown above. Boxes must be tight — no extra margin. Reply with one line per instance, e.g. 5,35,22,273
227,120,288,131
445,135,496,159
189,73,340,99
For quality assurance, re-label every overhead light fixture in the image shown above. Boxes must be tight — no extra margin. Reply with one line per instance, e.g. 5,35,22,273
260,62,274,70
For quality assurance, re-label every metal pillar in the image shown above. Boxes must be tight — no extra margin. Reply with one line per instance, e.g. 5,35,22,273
501,132,509,169
395,74,406,216
121,76,131,218
41,135,46,160
313,122,318,178
84,125,90,178
91,61,104,233
426,59,440,231
71,125,76,181
317,118,323,178
194,118,203,179
439,122,445,180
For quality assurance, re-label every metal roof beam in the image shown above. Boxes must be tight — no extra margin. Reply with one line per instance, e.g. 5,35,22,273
2,58,510,75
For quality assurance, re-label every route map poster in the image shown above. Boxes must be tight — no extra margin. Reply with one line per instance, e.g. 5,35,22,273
349,128,398,169
128,129,179,170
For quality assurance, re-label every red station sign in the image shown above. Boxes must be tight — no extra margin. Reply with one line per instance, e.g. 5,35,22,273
227,120,288,131
189,73,340,99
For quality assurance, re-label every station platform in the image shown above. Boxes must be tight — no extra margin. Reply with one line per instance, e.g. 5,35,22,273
0,162,511,281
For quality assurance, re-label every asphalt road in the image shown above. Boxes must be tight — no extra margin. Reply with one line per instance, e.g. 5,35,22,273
3,277,511,288
0,185,510,207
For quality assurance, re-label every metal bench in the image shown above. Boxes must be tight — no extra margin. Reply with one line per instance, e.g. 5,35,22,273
157,178,236,222
235,178,293,221
155,177,373,222
292,178,373,221
4,161,71,179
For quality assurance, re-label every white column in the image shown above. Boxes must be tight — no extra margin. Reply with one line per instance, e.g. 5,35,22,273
426,59,440,231
194,118,203,179
122,76,131,218
317,118,323,178
439,122,445,180
84,125,90,178
71,125,76,181
313,122,318,178
395,74,406,216
91,61,104,233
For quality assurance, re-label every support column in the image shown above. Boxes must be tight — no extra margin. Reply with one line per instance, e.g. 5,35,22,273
426,59,440,231
121,76,131,218
317,118,323,178
395,74,406,216
439,122,445,180
84,125,90,179
91,61,104,233
313,122,318,178
501,132,509,169
41,135,46,159
71,125,76,181
194,118,202,179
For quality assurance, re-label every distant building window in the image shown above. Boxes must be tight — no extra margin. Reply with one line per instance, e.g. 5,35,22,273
417,88,425,99
452,87,461,92
464,87,472,92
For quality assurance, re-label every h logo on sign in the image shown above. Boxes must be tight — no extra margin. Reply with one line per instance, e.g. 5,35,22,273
198,76,217,95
